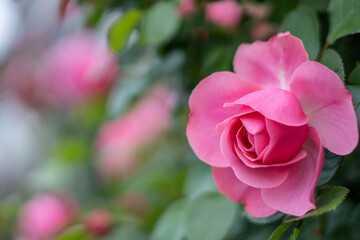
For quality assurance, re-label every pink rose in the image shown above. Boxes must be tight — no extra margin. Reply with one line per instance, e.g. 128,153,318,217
40,32,118,107
177,0,197,19
96,86,176,180
186,32,358,217
205,0,242,30
17,194,77,240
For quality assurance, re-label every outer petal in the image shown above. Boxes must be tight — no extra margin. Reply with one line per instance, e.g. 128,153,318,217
213,167,276,217
187,71,260,167
233,32,308,90
225,88,308,126
261,127,324,216
220,119,290,188
290,61,358,155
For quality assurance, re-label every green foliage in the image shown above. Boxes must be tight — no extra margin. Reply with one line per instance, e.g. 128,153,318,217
348,64,360,85
317,149,342,187
55,225,91,240
289,228,301,240
281,8,320,60
327,0,360,44
184,192,237,240
108,9,143,51
346,85,360,127
150,199,185,240
284,186,349,222
141,1,180,45
320,49,345,81
245,211,285,225
268,222,293,240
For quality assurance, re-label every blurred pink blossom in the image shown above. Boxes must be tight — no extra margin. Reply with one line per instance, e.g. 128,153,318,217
96,86,177,180
17,194,77,240
249,21,277,40
177,0,197,19
205,0,243,30
243,3,271,19
84,209,113,237
40,32,118,108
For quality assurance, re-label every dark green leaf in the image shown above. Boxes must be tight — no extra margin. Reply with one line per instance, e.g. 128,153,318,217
346,85,360,127
284,186,349,222
348,64,360,85
150,200,185,240
300,0,329,11
281,8,320,60
108,9,143,51
142,2,180,45
268,222,293,240
246,211,285,224
320,49,345,81
184,192,237,240
327,0,360,44
317,149,342,186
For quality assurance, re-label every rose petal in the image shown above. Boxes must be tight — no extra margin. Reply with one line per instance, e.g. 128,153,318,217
233,32,308,90
220,119,290,188
213,167,277,217
261,127,324,216
187,71,260,167
263,118,309,164
290,61,358,155
225,88,308,126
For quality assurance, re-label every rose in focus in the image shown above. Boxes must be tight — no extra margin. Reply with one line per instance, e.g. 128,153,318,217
186,32,358,217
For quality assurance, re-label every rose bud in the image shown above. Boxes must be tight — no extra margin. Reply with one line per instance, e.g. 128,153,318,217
17,194,77,240
96,86,177,180
249,21,277,40
177,0,197,19
39,32,118,108
205,0,243,30
187,32,358,217
243,3,271,19
118,191,148,217
84,209,113,237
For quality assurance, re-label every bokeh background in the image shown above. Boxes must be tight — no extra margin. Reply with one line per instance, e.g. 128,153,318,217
0,0,360,239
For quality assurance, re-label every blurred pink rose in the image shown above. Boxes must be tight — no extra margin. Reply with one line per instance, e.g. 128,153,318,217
187,32,358,217
96,86,176,180
249,21,277,40
177,0,197,19
40,32,118,107
205,0,242,30
17,194,77,240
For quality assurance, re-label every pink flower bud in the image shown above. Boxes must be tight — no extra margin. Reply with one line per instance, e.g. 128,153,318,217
243,3,271,19
177,0,197,19
205,0,242,30
17,194,77,240
249,21,277,40
84,209,113,237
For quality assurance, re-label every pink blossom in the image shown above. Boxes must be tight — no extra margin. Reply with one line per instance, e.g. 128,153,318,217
249,21,277,40
40,32,118,107
96,86,176,180
186,32,358,217
177,0,197,19
205,0,243,30
243,3,271,19
17,194,77,240
84,209,113,237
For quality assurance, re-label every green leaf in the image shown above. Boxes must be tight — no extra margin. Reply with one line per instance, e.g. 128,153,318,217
346,85,360,127
284,186,349,222
104,225,146,240
108,9,143,51
141,2,180,45
55,225,91,240
150,199,185,240
184,192,237,240
245,211,285,224
348,64,360,85
268,222,293,240
300,0,329,11
317,149,342,186
319,49,345,81
289,228,301,240
183,161,217,198
281,8,320,60
327,0,360,44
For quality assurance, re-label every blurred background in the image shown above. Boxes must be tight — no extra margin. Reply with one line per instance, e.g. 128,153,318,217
0,0,360,239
